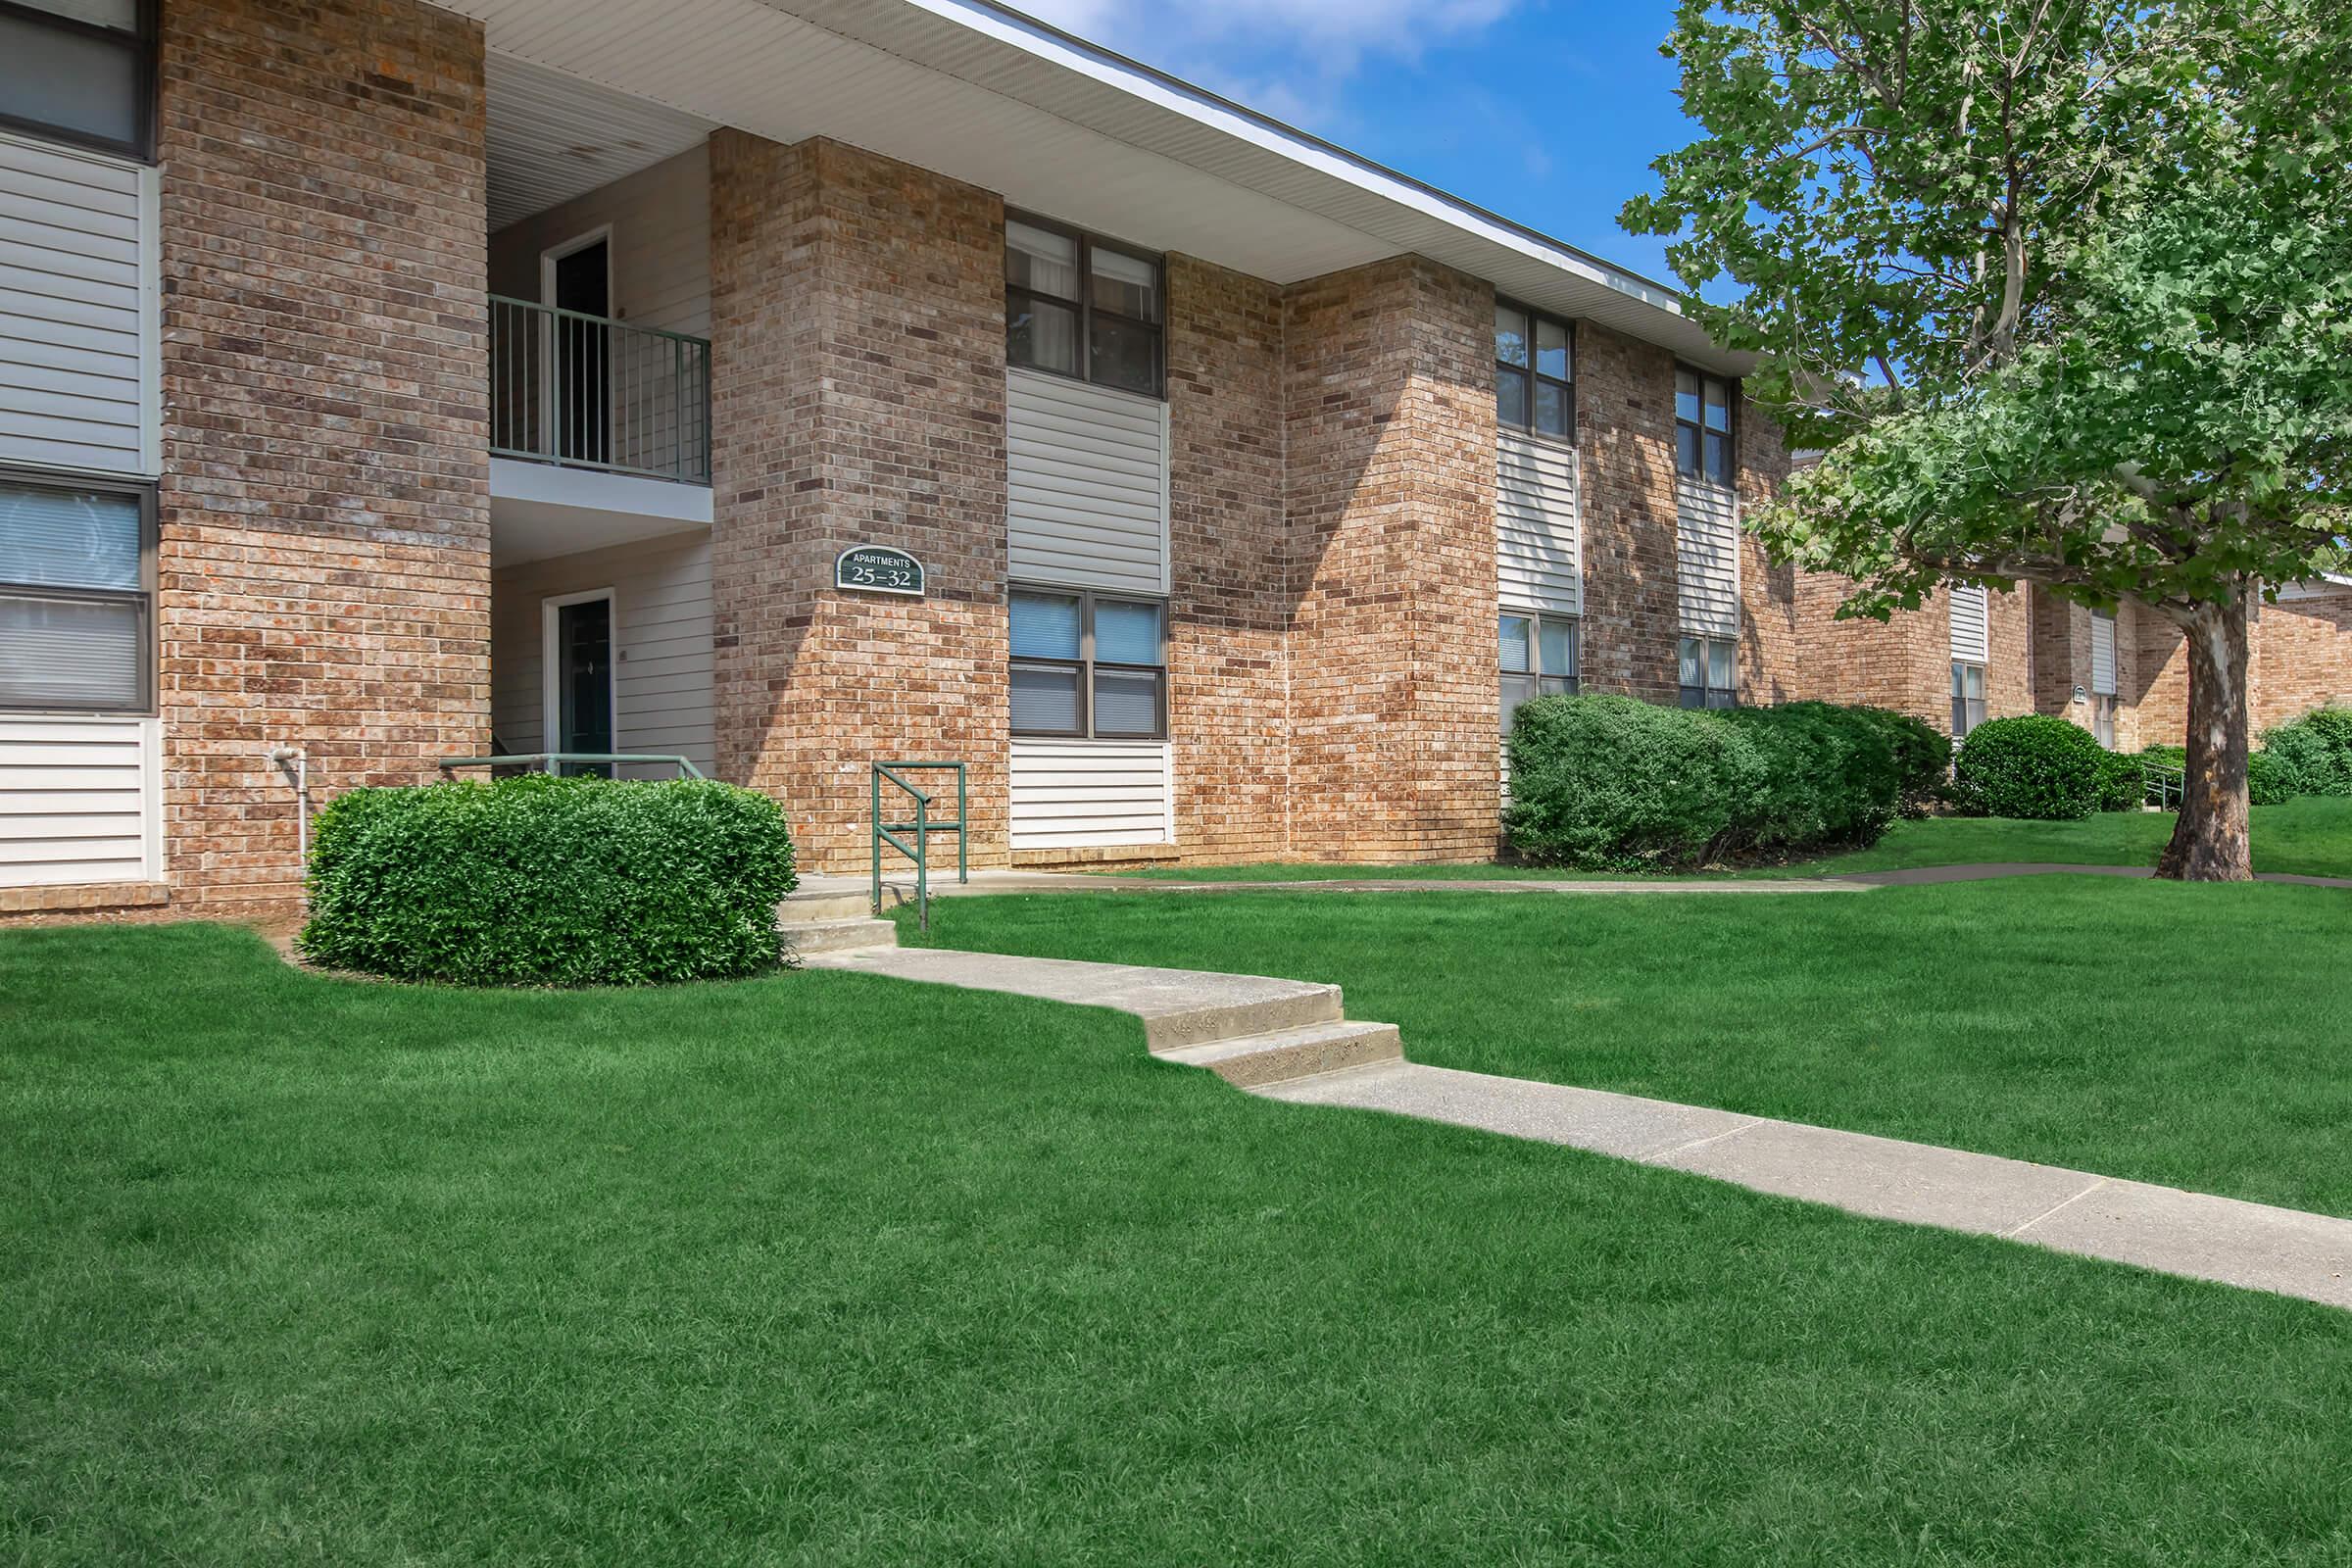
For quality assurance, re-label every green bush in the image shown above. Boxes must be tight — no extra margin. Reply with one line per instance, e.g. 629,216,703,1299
1952,714,2104,820
300,774,798,987
1503,696,1916,870
2263,708,2352,797
1847,706,1950,815
2247,749,2298,806
1503,696,1764,869
2093,748,2147,812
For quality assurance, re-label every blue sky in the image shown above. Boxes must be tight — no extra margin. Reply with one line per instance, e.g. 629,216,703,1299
1013,0,1700,286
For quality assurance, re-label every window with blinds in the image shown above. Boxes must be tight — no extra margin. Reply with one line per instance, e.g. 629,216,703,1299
0,474,153,712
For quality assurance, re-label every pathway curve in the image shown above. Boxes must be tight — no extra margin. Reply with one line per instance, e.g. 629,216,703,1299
786,891,2352,1310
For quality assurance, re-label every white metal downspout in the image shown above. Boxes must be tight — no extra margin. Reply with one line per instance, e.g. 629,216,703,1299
269,745,310,861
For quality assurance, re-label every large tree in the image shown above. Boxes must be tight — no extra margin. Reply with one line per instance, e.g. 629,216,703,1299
1624,0,2352,879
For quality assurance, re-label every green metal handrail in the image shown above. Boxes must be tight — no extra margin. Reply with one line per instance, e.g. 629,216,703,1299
488,294,711,484
438,753,706,779
2142,758,2186,810
872,760,968,930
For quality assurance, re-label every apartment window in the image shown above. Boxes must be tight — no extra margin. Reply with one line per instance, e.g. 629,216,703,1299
1500,612,1579,732
1009,588,1167,739
1675,367,1735,486
1679,634,1737,710
1494,302,1574,440
1951,662,1988,737
2093,695,2119,750
0,0,156,160
0,472,154,712
1005,215,1163,398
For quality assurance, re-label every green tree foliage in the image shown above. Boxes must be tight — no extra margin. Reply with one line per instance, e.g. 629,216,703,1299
1625,0,2352,879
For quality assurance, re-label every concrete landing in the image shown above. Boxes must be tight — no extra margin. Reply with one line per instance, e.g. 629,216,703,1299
1259,1061,2352,1309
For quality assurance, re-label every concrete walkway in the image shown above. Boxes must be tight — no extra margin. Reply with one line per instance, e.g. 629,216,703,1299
790,898,2352,1310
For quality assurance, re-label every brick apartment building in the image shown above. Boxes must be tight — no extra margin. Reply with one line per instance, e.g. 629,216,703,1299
3,0,2347,921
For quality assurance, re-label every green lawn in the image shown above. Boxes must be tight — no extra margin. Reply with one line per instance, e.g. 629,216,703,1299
1105,795,2352,881
909,876,2352,1218
8,921,2352,1563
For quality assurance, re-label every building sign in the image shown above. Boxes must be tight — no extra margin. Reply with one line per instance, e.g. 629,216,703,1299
834,545,924,597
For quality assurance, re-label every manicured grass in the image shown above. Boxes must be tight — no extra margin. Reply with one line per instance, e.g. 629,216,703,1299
908,876,2352,1217
8,921,2352,1563
1105,795,2352,881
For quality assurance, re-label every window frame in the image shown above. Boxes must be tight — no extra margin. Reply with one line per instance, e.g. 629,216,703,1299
0,467,157,715
1007,583,1169,741
1678,632,1739,710
1674,365,1738,487
1950,660,1989,738
2092,693,2119,750
1494,299,1576,444
0,0,158,162
1004,210,1166,400
1499,611,1580,732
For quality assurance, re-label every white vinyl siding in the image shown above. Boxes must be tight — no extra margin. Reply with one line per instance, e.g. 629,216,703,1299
491,531,714,779
1949,583,1990,665
0,130,157,477
0,714,160,885
1006,368,1167,596
1009,737,1173,851
1675,477,1740,638
2090,612,2118,695
1496,429,1580,615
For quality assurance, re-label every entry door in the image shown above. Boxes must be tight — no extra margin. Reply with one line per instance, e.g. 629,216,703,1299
546,592,614,778
548,237,611,466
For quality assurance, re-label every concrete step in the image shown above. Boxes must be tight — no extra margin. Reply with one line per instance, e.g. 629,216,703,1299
1155,1018,1402,1088
784,916,899,956
779,889,875,924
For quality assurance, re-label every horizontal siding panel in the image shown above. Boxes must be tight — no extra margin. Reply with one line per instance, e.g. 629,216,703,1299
2091,614,2118,695
1009,737,1171,850
1675,478,1740,638
1949,584,1990,664
1496,430,1580,615
1007,368,1166,595
0,135,152,478
0,715,156,887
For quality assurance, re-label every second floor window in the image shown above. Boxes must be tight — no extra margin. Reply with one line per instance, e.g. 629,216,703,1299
1005,216,1163,398
1009,588,1168,740
1500,612,1579,733
1495,302,1573,440
0,0,155,160
1676,368,1735,486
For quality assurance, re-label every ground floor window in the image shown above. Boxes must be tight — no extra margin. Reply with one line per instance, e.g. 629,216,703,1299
1500,612,1578,732
1009,587,1167,740
2093,694,2119,749
0,471,155,713
1951,661,1987,737
1678,634,1736,710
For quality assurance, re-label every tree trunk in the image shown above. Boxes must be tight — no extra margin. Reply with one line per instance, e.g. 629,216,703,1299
2156,597,2253,882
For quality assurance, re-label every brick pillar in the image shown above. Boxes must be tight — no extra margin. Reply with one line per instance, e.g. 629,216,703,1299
1166,256,1292,864
1736,398,1799,701
708,134,1009,874
1282,256,1495,862
1576,321,1683,703
157,0,491,918
2033,586,2095,731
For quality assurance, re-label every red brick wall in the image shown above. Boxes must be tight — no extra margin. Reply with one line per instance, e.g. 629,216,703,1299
154,0,490,918
1283,256,1496,861
709,134,1009,875
1574,322,1682,702
2133,589,2352,744
1166,255,1292,863
1736,397,1800,701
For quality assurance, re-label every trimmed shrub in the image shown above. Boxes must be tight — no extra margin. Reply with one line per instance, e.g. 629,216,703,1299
2247,749,2299,806
1503,696,1917,870
1952,714,2104,820
1847,706,1949,815
1503,695,1765,870
1720,702,1902,851
300,774,798,987
2264,707,2352,797
2093,748,2147,812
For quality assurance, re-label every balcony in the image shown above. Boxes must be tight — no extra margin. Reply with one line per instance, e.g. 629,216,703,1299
487,295,712,565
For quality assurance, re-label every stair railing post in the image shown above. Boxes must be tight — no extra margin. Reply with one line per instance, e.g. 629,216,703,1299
915,792,931,932
870,765,883,917
956,762,968,885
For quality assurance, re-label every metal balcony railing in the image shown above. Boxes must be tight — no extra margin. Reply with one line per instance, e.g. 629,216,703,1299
489,294,710,484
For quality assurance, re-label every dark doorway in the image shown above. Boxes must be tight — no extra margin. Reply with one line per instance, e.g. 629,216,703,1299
550,238,611,466
553,595,613,778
